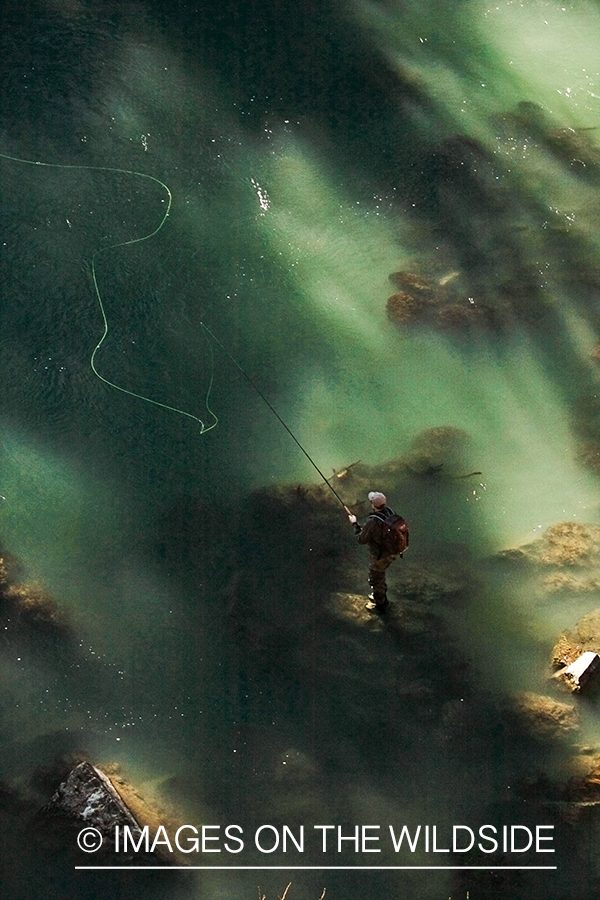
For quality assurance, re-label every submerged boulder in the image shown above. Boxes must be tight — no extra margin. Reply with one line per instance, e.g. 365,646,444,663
437,303,474,329
388,271,437,296
551,608,600,669
405,424,474,477
539,522,600,567
4,582,70,634
0,543,73,639
497,522,600,571
508,691,579,740
386,290,426,324
518,750,600,823
328,592,393,630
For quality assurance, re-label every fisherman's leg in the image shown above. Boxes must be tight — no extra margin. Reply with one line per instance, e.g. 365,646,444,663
368,558,389,608
368,555,400,609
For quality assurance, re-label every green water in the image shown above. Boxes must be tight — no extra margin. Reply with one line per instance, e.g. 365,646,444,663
3,0,600,897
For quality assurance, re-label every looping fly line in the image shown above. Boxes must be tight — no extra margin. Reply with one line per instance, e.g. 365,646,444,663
0,149,218,434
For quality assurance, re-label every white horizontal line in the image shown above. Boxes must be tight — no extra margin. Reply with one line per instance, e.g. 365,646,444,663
75,865,558,871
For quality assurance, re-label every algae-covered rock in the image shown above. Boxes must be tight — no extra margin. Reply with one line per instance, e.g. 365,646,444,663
514,521,600,567
497,522,600,573
385,267,488,333
542,572,600,593
539,522,600,567
509,691,579,740
437,303,474,328
327,592,390,630
406,425,473,476
551,608,600,668
567,754,600,802
4,582,69,633
519,751,600,821
386,290,424,324
388,271,437,295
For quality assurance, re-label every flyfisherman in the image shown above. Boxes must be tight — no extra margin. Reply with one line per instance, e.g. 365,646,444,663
346,491,408,612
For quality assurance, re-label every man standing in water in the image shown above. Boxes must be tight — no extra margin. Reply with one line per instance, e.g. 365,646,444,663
347,491,407,612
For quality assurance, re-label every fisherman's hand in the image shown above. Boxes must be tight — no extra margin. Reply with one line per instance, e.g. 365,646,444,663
347,514,357,525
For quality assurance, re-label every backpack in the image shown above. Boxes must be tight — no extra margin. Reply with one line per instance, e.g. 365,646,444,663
370,511,409,557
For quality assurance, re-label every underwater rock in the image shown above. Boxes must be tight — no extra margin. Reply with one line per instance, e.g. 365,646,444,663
437,303,476,329
405,424,474,477
328,592,394,629
551,608,600,669
104,764,186,856
568,755,600,802
388,271,437,296
500,522,600,569
539,522,600,567
386,290,425,324
546,126,600,175
395,562,470,607
521,751,600,814
494,522,600,616
3,582,70,634
509,691,579,740
385,264,507,335
542,572,600,593
0,543,72,640
419,134,511,220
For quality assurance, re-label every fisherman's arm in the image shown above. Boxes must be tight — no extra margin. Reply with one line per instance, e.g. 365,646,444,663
346,509,374,543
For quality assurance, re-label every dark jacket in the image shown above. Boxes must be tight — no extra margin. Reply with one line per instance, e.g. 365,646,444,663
354,505,395,558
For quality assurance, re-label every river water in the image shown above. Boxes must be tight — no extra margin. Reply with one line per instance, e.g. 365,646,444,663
2,0,600,897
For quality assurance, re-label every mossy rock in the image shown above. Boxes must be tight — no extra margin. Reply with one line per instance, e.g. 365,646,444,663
509,691,579,740
552,608,600,668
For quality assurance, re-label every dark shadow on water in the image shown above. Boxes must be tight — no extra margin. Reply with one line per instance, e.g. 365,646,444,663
126,450,598,896
2,1,600,897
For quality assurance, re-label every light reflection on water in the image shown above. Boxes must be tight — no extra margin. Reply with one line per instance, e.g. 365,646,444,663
2,0,600,897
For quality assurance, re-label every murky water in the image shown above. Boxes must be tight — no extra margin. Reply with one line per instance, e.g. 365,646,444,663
3,0,600,897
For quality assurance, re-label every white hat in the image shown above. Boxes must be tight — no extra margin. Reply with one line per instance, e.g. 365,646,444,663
368,491,387,508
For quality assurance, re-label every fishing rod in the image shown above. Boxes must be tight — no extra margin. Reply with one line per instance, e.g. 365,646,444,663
200,322,348,509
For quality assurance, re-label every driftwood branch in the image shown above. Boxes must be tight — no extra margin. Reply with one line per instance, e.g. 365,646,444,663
257,884,326,900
